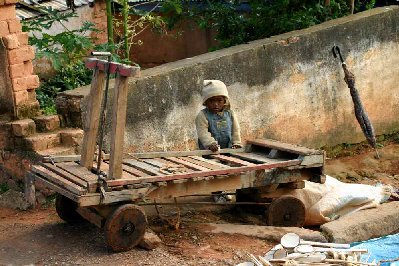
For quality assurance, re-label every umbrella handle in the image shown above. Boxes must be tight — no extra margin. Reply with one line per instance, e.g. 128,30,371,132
332,46,345,64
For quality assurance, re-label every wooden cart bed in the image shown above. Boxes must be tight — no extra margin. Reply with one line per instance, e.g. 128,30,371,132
30,138,324,207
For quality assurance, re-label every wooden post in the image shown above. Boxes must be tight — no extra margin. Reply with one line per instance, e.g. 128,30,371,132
80,61,106,169
108,65,140,179
24,173,36,208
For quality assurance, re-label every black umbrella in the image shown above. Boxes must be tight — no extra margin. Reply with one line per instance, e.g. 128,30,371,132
332,46,380,159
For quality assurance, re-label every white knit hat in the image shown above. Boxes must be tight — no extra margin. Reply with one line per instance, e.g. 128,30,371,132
202,80,229,105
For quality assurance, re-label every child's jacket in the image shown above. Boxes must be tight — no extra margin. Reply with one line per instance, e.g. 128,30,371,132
196,108,241,149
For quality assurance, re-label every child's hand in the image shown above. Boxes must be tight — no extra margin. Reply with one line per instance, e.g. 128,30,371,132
232,144,242,149
208,143,220,152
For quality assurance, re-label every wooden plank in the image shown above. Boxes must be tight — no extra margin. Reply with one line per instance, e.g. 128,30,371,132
120,163,148,177
57,162,98,193
80,68,106,169
230,152,279,164
106,159,302,187
108,74,129,179
100,161,137,180
248,139,321,155
43,154,111,163
179,156,216,170
209,154,256,166
57,162,98,181
128,148,245,159
189,156,230,169
34,175,80,202
31,165,86,195
76,207,104,228
142,158,193,174
41,163,88,189
78,187,151,207
163,157,210,171
55,162,98,193
123,159,163,175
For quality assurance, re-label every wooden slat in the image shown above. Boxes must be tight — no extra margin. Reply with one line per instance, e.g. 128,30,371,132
189,156,230,169
128,148,245,159
123,159,163,175
210,154,256,166
164,157,210,171
248,139,321,155
100,161,137,179
120,163,148,177
108,74,130,179
31,165,86,195
80,69,106,169
141,158,168,168
179,156,216,170
34,174,80,202
230,152,279,164
56,162,98,192
106,159,302,187
144,158,194,174
40,163,88,189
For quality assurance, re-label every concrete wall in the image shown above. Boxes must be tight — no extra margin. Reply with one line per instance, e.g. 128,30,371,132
70,6,399,153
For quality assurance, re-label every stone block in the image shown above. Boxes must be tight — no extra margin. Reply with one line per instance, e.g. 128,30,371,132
27,89,36,102
15,101,40,120
320,201,399,243
8,46,35,65
24,132,61,151
9,61,33,79
0,132,14,149
0,21,9,37
2,34,19,49
16,32,28,45
11,75,39,91
138,229,162,250
7,19,21,34
13,90,28,105
59,128,83,146
10,119,36,137
0,6,16,21
33,115,60,132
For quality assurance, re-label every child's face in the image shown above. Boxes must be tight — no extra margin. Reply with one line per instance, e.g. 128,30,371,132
205,96,226,113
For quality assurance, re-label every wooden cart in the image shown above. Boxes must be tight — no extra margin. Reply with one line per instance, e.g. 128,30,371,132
27,60,325,252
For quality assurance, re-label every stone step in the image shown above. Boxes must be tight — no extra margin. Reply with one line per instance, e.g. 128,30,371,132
21,132,61,151
36,145,77,157
9,118,36,137
59,128,84,147
33,115,60,133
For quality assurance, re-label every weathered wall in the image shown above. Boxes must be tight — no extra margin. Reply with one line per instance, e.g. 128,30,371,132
62,6,399,152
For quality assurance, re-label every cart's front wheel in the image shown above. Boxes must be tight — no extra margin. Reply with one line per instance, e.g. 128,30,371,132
267,195,306,227
105,204,147,252
55,193,84,223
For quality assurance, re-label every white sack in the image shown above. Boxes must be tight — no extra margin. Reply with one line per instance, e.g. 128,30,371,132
266,176,392,226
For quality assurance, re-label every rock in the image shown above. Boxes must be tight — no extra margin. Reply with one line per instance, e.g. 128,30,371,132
0,189,30,210
321,201,399,243
138,229,162,250
195,223,327,243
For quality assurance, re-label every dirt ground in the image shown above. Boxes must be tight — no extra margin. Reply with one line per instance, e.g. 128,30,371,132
0,142,398,266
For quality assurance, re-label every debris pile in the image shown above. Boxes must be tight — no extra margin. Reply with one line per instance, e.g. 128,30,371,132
238,233,376,266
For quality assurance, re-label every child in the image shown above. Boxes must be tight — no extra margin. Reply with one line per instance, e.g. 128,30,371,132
196,79,242,152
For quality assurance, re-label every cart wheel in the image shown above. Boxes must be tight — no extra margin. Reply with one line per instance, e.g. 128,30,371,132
105,204,147,252
55,193,84,223
267,195,306,227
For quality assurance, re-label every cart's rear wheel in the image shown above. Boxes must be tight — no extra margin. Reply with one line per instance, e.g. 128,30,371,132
55,193,84,223
267,195,306,227
105,204,147,252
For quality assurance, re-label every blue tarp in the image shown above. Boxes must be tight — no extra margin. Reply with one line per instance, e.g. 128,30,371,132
351,233,399,266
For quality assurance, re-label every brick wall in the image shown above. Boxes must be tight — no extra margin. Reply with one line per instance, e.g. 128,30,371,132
0,0,39,119
91,0,107,44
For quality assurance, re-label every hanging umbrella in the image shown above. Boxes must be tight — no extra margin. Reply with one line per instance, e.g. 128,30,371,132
332,46,380,159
